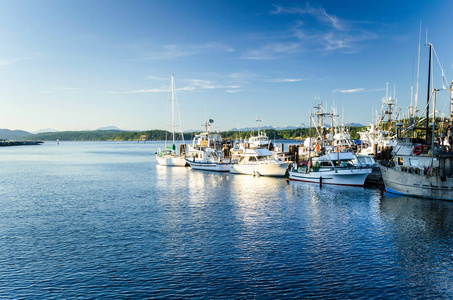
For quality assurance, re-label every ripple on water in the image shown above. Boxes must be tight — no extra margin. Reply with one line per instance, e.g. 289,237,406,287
0,142,453,298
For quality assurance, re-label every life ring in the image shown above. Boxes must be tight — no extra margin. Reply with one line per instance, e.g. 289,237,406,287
413,146,422,156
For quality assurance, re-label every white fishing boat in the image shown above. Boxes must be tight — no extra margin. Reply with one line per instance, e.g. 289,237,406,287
248,117,270,148
230,148,290,177
185,148,230,172
185,119,230,172
288,152,372,186
156,74,187,167
379,42,453,200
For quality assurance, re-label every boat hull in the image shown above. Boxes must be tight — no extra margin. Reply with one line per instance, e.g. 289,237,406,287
288,168,371,187
186,160,230,172
230,162,290,177
379,164,453,201
156,154,187,167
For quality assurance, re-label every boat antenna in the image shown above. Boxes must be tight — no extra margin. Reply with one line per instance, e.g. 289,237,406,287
386,82,388,100
256,115,261,134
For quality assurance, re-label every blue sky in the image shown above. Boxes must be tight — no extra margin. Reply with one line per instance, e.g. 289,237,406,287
0,0,452,132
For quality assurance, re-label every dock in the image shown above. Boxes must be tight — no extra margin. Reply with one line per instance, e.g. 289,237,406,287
0,140,44,146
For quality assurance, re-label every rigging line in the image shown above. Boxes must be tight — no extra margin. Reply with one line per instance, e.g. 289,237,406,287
432,45,449,88
174,86,185,143
402,90,432,132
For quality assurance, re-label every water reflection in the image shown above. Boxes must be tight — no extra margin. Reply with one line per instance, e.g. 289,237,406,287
227,175,287,229
380,194,453,297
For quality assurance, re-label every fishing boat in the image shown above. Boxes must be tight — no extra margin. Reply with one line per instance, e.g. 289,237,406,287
248,117,270,148
230,148,290,177
237,117,290,161
185,119,230,172
358,89,398,157
289,102,372,186
156,74,187,167
185,148,230,172
288,151,372,186
379,42,453,200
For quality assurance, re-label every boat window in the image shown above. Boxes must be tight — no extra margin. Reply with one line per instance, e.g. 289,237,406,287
398,157,403,165
409,159,419,167
341,160,354,167
257,155,273,161
249,157,257,162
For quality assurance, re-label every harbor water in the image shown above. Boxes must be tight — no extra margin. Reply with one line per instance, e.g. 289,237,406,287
1,141,453,299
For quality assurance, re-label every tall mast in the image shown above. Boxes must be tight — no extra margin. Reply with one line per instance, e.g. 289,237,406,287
426,43,432,138
171,73,176,145
414,21,422,118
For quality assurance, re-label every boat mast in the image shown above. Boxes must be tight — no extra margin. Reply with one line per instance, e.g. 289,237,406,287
426,43,432,140
449,81,453,143
308,110,312,171
171,73,176,147
414,21,422,119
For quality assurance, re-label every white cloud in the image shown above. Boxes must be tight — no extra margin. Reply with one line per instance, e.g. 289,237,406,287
106,88,168,94
266,78,305,83
242,42,303,60
333,88,365,93
333,88,385,93
0,58,22,66
139,42,234,60
226,89,243,93
272,4,346,31
263,3,380,54
40,87,80,94
107,78,242,94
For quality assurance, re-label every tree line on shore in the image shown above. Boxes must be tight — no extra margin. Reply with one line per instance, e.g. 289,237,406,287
25,127,366,142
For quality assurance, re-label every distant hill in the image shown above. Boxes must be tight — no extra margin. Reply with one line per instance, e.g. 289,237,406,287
345,122,364,127
0,128,33,140
28,129,170,141
32,128,59,134
96,126,122,131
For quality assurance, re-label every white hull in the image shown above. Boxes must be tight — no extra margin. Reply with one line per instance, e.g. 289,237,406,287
186,159,230,172
379,164,453,201
288,168,371,186
230,162,289,177
156,154,187,167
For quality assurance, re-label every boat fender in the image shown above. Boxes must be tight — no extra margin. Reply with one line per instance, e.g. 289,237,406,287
413,146,422,156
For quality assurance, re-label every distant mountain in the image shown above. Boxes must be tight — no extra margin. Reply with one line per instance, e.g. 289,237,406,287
32,128,59,134
184,129,200,133
96,126,122,131
344,122,364,127
0,128,33,140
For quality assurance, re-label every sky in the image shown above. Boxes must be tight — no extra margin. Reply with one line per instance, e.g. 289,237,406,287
0,0,452,133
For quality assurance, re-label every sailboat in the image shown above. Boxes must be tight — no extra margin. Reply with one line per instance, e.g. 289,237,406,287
156,74,187,167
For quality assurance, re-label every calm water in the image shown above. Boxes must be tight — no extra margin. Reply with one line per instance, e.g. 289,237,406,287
1,141,453,299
